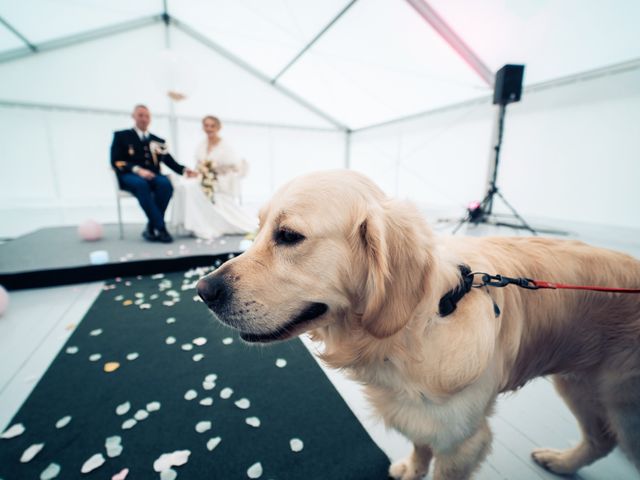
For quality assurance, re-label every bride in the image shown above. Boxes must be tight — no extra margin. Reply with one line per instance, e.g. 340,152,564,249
171,115,257,239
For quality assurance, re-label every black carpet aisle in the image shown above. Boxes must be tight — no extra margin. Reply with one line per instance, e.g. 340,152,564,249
0,267,390,479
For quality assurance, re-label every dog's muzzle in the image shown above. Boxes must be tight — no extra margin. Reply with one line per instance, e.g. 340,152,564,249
197,274,231,311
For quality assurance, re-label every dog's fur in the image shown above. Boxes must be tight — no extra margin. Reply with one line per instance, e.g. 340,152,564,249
198,170,640,479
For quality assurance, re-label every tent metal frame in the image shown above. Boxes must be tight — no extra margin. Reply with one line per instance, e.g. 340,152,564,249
0,15,162,64
271,0,358,84
353,57,640,133
1,3,638,169
171,18,347,131
405,0,494,86
0,6,352,132
0,16,36,52
0,1,493,135
0,99,340,133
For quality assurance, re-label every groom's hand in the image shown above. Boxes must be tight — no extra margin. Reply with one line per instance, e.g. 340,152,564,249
184,168,198,178
135,167,156,179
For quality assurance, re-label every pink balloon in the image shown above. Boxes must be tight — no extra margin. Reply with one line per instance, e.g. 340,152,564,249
78,220,103,241
0,285,8,317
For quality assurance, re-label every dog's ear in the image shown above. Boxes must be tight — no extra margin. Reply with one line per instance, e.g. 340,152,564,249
357,201,429,339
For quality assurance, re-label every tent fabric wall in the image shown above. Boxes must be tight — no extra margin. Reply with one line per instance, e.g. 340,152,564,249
350,67,640,229
1,1,639,236
0,103,345,237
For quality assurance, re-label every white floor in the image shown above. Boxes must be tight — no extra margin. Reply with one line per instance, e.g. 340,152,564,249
1,219,639,479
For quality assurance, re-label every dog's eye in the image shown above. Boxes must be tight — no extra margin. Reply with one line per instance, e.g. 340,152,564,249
275,229,305,246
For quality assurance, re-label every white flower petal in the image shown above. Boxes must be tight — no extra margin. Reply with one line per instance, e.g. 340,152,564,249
40,462,61,480
206,436,221,451
247,462,263,479
55,416,71,429
20,443,44,463
290,438,304,452
121,418,137,430
153,450,191,472
195,421,212,433
245,417,261,428
81,453,105,474
116,401,131,416
1,423,25,439
134,409,149,421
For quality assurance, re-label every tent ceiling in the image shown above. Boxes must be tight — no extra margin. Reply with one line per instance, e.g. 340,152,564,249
1,0,639,130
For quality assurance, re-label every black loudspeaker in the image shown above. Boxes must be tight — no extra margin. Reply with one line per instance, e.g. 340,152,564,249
493,64,524,105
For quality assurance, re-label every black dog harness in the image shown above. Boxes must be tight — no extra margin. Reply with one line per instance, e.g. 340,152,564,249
438,265,474,316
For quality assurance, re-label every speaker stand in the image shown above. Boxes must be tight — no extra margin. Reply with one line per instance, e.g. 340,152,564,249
448,104,568,236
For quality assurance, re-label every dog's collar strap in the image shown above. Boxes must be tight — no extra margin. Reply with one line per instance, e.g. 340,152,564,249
438,264,473,317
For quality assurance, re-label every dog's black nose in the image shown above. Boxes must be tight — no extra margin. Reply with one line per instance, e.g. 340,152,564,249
197,275,230,309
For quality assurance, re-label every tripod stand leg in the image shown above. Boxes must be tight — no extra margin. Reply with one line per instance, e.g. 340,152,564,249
452,215,469,234
494,190,537,235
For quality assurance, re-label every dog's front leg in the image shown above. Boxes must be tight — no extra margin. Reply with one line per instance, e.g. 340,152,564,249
432,420,492,480
389,444,433,480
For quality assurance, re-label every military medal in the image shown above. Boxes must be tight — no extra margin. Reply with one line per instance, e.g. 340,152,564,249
128,145,134,156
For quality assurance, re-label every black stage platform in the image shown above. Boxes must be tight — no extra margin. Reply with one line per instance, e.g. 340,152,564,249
0,224,246,290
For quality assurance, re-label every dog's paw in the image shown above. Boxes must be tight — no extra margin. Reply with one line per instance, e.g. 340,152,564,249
388,457,428,480
531,447,579,475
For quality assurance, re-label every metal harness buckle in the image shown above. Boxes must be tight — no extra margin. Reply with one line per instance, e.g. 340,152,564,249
469,272,539,290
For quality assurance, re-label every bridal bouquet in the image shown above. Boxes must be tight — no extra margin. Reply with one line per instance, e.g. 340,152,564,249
198,159,217,202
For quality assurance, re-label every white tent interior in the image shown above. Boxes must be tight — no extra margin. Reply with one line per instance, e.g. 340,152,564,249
2,3,640,478
1,0,639,237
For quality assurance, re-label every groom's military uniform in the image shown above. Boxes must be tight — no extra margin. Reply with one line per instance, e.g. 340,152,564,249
110,129,186,241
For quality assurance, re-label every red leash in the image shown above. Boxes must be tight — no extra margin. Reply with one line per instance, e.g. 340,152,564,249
531,280,640,294
471,272,640,294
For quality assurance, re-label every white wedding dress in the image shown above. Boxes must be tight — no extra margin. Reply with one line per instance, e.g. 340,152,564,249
171,139,257,239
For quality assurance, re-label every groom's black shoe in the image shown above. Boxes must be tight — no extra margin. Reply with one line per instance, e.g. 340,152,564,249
142,224,158,242
157,228,174,243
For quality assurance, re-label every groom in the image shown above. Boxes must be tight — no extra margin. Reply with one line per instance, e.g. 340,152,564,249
111,104,196,243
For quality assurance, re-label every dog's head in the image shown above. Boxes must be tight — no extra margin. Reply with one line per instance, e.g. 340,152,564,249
197,170,434,343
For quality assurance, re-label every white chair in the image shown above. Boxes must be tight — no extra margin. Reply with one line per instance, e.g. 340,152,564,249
112,170,135,240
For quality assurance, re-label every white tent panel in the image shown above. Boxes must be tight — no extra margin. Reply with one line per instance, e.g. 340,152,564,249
169,0,351,78
352,67,640,229
430,0,640,84
0,0,159,46
46,110,150,202
0,106,57,201
280,0,488,128
0,23,25,51
351,103,492,208
163,27,337,128
0,25,169,113
269,128,345,188
0,105,172,205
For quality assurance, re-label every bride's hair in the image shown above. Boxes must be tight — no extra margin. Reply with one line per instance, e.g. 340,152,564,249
202,115,221,128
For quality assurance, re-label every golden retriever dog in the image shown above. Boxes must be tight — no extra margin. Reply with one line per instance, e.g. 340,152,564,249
197,170,640,479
